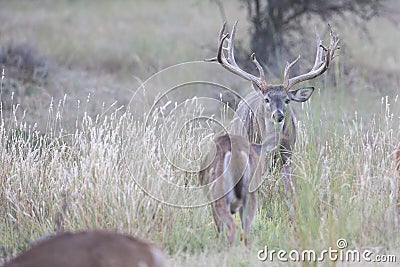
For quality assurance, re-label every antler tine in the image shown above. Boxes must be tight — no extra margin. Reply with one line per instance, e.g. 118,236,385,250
219,21,227,42
283,55,300,89
251,53,266,84
205,22,228,62
328,24,340,61
313,31,323,69
206,21,268,91
227,20,239,67
286,24,340,90
217,32,230,63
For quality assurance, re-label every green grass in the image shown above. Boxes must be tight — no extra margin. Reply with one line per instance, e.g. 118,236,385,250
1,0,400,266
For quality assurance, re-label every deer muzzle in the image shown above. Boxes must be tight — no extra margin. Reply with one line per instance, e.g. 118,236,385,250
272,110,285,123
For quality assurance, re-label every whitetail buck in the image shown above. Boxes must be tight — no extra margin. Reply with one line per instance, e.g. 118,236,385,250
207,22,340,193
2,230,164,267
199,133,278,246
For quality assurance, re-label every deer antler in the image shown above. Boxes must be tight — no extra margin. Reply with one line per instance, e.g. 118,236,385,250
284,24,340,90
206,21,268,92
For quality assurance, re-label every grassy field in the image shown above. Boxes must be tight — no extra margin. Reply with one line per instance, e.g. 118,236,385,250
1,0,400,266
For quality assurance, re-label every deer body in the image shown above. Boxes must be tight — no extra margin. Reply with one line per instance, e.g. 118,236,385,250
232,85,314,191
199,134,277,246
3,230,164,267
207,21,340,193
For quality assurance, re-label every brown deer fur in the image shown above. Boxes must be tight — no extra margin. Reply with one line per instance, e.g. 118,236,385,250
2,230,164,267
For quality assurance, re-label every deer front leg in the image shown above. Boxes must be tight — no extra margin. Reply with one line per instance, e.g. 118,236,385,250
282,160,295,195
279,140,295,195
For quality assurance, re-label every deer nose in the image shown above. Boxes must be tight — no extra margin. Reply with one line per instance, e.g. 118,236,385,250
272,111,284,123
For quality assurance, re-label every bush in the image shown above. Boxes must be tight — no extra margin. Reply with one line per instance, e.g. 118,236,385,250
0,41,48,85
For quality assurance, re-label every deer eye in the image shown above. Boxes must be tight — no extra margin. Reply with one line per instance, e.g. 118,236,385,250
284,99,290,104
265,98,270,103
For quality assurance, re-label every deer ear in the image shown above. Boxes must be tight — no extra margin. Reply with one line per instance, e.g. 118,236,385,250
288,87,314,102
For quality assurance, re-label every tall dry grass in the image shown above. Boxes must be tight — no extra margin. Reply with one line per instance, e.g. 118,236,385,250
1,75,399,266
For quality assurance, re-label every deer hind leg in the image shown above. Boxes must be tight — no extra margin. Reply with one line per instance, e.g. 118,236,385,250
239,193,257,247
211,200,236,246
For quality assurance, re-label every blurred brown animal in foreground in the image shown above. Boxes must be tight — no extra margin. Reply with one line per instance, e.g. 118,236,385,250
2,230,164,267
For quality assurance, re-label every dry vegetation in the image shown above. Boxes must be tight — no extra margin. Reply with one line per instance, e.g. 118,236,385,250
1,0,400,266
